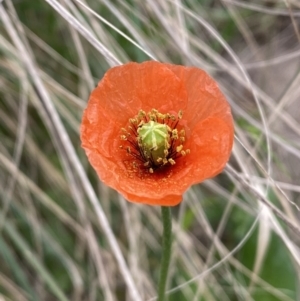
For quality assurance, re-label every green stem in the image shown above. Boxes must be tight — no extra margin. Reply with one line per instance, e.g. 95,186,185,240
158,206,173,301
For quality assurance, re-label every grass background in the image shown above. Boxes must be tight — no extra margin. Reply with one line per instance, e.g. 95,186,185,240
1,0,300,300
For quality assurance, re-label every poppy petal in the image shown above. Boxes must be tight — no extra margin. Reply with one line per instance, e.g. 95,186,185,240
91,61,188,126
165,64,232,129
187,116,233,181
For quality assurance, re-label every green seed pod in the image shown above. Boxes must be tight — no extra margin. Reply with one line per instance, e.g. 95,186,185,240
137,121,170,166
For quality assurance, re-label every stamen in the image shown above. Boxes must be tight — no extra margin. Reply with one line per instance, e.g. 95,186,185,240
130,118,137,125
176,145,183,152
168,158,176,165
172,129,178,139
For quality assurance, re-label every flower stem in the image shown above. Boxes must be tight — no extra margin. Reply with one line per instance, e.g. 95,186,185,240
158,206,173,301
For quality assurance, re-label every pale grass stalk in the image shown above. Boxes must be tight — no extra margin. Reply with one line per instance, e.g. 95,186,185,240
66,0,130,63
220,0,259,55
283,0,300,41
42,72,85,108
190,188,253,301
100,0,154,54
75,0,156,60
119,196,145,298
23,26,84,75
0,153,84,235
67,22,95,93
238,175,300,194
0,74,28,232
10,192,84,300
0,273,29,301
223,0,300,17
178,189,294,301
244,49,300,70
4,221,69,301
44,0,121,66
234,135,300,216
226,164,300,240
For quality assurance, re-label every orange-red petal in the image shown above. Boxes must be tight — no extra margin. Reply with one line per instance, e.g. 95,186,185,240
178,116,233,184
90,61,188,125
164,64,232,129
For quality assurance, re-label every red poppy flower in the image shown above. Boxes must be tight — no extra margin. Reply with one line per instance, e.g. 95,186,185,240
80,61,234,206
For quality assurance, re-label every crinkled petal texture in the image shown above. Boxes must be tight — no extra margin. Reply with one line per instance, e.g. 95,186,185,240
81,61,234,206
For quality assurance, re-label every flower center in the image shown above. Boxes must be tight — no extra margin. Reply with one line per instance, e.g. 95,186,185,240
120,109,190,173
137,121,169,166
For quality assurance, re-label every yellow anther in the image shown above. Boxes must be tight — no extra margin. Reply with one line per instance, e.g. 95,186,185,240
178,110,183,119
130,118,137,124
157,157,163,163
176,145,183,152
149,168,154,173
172,129,178,139
157,113,165,120
168,158,176,165
181,150,186,156
138,110,146,118
143,150,150,158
